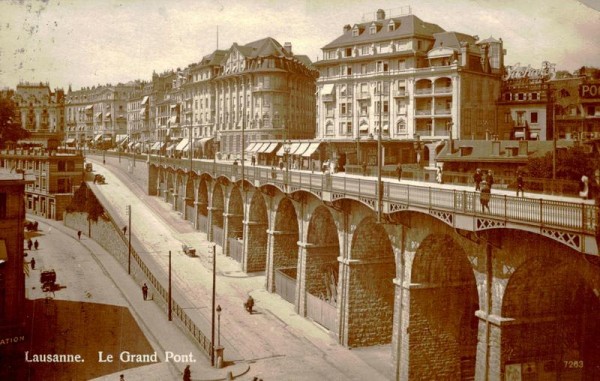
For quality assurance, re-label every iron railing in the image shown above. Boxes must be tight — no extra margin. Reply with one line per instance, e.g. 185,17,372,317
149,156,599,235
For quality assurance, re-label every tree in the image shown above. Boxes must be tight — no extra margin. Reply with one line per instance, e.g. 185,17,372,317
526,145,600,181
0,95,29,148
66,182,105,222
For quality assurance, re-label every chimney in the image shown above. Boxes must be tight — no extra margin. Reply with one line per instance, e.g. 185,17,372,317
343,24,351,33
284,42,292,55
518,140,528,156
492,141,500,156
376,9,386,20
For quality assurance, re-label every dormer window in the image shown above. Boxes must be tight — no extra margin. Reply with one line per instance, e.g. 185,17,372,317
352,28,359,37
388,22,395,32
370,26,376,35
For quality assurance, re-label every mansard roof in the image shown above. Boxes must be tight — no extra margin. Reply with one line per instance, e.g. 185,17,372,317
322,14,445,49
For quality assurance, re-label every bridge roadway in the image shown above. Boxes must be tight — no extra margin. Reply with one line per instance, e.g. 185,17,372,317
152,155,599,256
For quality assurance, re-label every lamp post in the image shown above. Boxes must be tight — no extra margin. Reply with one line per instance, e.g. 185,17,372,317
189,123,193,173
168,249,172,321
216,305,222,347
126,205,131,274
210,242,217,367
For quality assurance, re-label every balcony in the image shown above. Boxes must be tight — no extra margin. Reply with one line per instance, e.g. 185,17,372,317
356,92,371,100
415,88,433,95
393,89,407,97
322,94,335,102
434,109,451,115
434,87,452,94
415,109,431,116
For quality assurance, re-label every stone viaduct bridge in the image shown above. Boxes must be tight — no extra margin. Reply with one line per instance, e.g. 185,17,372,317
145,156,600,380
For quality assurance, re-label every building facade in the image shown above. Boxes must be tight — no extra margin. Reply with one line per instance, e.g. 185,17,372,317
314,8,504,169
0,148,84,220
0,170,32,338
65,84,135,149
13,82,65,149
213,38,318,158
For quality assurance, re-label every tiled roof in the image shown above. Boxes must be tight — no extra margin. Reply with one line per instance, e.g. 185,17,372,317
436,140,575,162
322,14,445,49
432,32,477,50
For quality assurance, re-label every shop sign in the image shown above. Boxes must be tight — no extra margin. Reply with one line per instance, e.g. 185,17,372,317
580,83,600,98
503,61,556,81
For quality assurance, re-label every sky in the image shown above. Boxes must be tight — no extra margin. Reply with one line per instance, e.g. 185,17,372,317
0,0,599,91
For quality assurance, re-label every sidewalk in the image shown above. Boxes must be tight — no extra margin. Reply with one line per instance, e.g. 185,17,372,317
35,217,249,381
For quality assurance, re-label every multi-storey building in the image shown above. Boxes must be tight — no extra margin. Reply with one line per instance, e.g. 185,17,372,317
314,8,504,170
127,81,155,152
0,147,83,220
0,170,32,340
65,83,135,149
152,70,177,154
213,38,318,157
549,68,600,143
187,51,225,158
13,82,65,149
496,62,555,141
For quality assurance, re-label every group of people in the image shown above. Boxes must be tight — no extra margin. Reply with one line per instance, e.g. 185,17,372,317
26,238,39,251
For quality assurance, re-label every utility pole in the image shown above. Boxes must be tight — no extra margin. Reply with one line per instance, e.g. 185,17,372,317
377,80,383,224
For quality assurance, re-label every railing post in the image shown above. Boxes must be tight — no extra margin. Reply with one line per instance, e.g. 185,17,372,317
428,186,432,210
539,198,543,228
504,195,508,222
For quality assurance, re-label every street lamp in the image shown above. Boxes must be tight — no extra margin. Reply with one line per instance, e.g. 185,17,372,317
377,80,383,224
210,242,217,367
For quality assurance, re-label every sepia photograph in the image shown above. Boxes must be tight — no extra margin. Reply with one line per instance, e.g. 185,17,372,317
0,0,599,380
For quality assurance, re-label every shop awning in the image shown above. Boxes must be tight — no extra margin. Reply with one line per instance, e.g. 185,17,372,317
253,143,267,153
94,134,103,142
197,137,214,149
150,142,164,150
95,112,102,119
168,116,179,124
141,96,149,105
175,138,189,151
128,141,136,149
301,142,321,157
166,143,178,151
359,124,369,132
245,142,258,152
322,84,335,95
85,105,94,111
292,142,310,155
261,142,279,154
139,107,147,116
514,131,525,139
276,142,302,156
65,138,76,144
105,113,111,118
103,136,112,141
115,134,128,143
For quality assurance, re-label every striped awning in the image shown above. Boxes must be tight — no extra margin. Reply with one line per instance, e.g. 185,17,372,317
301,142,321,157
261,142,279,154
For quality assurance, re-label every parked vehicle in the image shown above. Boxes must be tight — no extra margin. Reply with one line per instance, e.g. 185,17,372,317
40,269,57,292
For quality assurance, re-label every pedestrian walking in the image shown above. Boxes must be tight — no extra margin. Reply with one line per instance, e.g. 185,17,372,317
279,158,284,170
270,166,277,179
436,166,443,184
77,230,82,240
30,257,36,270
251,155,256,166
473,168,482,191
485,170,494,189
183,365,191,381
142,283,148,300
244,295,255,313
120,375,125,381
480,180,491,213
123,226,127,235
34,240,39,250
394,163,402,181
27,238,33,251
516,171,525,197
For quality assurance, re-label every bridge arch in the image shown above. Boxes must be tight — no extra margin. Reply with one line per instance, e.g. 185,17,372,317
501,256,600,380
184,174,194,222
408,232,479,380
270,197,300,305
302,205,340,332
345,216,395,347
211,183,225,243
196,177,209,233
225,186,244,261
165,170,175,204
245,191,269,272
